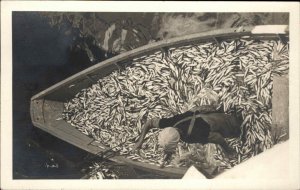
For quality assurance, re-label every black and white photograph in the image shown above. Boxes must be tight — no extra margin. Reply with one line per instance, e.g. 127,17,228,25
1,1,300,190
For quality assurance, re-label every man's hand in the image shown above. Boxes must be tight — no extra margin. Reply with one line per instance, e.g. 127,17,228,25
159,152,172,168
132,141,142,153
131,118,159,153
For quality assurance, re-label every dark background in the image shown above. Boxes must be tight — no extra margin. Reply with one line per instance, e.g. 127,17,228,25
13,12,91,179
12,12,288,179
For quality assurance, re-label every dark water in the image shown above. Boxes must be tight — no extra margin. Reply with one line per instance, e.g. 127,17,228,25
13,12,96,179
12,12,288,179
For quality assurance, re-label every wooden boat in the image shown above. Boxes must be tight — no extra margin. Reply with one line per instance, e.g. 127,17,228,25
30,25,289,178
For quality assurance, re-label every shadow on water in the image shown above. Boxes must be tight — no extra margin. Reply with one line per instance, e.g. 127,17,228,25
12,12,107,179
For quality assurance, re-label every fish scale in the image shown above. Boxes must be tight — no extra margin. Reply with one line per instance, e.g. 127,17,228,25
63,38,289,171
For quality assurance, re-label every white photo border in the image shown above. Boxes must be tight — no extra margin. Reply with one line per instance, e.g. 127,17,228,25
1,1,299,190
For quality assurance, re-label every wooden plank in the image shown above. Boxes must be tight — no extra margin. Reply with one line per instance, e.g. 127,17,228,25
117,157,186,178
30,99,45,124
272,76,289,126
272,75,289,140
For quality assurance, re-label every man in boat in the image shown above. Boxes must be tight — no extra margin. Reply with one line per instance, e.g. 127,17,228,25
133,88,243,167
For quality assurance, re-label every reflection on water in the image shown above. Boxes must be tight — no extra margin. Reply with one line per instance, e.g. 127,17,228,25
12,12,288,179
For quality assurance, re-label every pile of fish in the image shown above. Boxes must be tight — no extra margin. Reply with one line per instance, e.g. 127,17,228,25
63,37,289,171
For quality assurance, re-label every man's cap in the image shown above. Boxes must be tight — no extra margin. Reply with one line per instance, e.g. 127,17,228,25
158,127,180,153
